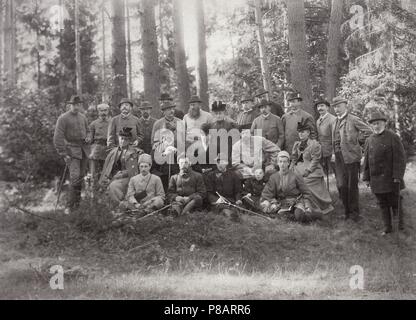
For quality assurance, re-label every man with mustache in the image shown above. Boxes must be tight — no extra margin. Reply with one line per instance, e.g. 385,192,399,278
183,95,213,146
363,110,406,235
107,98,144,149
236,96,259,131
251,99,284,149
253,89,284,118
138,101,157,154
160,93,184,120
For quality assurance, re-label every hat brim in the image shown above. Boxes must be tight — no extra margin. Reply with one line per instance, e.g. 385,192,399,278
368,118,387,123
189,100,202,104
287,97,303,102
241,99,253,103
254,91,268,98
119,102,133,108
314,101,330,108
331,100,348,107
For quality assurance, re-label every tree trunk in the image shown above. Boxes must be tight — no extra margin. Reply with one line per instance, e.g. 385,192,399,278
325,0,343,102
101,0,107,102
254,0,272,95
3,0,16,87
196,0,209,110
74,0,82,96
141,0,161,118
286,0,314,116
0,0,4,91
111,0,128,109
172,0,190,113
125,0,133,99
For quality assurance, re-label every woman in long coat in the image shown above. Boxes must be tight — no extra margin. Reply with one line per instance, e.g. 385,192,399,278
291,122,334,214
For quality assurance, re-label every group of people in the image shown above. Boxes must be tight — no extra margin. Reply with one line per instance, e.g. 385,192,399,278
53,89,407,235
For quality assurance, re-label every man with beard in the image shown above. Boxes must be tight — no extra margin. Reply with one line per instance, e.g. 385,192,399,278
167,155,206,215
54,95,90,213
363,111,406,235
183,95,214,146
282,92,317,153
100,127,143,204
315,99,336,176
107,98,144,149
251,99,284,149
236,96,259,131
86,103,111,184
138,101,157,154
331,96,372,222
152,102,185,189
160,93,184,120
253,89,284,118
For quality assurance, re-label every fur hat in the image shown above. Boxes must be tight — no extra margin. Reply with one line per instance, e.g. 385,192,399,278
138,153,152,165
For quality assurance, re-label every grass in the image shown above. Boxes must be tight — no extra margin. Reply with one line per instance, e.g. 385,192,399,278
0,158,416,299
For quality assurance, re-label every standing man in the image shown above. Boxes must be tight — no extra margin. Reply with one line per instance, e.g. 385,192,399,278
331,96,372,221
363,111,406,235
253,89,284,117
138,101,157,155
86,103,111,184
183,95,213,146
315,99,336,175
107,98,144,149
53,95,90,213
160,93,184,120
251,99,284,149
236,96,259,131
282,92,316,153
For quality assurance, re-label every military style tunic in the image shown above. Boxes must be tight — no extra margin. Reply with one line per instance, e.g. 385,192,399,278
138,116,157,154
251,113,284,149
237,108,259,130
107,113,144,148
88,118,110,160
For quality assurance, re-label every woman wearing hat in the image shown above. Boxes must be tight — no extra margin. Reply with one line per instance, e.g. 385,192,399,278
260,151,318,223
363,111,406,235
291,121,334,215
125,153,165,213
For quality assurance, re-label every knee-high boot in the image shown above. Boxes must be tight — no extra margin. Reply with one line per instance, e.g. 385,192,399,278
380,206,392,234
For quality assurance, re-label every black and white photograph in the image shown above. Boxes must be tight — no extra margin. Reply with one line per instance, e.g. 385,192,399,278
0,0,415,303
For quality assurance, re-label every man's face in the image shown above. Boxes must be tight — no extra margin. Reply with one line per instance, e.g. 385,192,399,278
163,107,175,119
139,163,151,175
70,103,82,114
278,157,290,171
288,99,301,113
298,129,310,141
98,107,109,119
241,129,251,143
142,107,152,119
260,104,271,116
189,102,201,118
333,103,347,117
213,110,226,121
242,101,253,112
120,103,132,116
216,159,228,172
370,120,387,134
179,158,191,173
254,169,264,181
118,136,129,148
317,103,329,117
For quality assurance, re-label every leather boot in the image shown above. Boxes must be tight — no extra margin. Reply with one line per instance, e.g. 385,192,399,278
393,206,404,231
380,206,392,235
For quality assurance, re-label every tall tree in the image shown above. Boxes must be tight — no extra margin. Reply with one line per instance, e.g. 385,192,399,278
74,0,82,95
125,0,132,99
287,0,314,116
0,0,4,90
325,0,343,102
196,0,209,110
254,0,272,95
101,0,107,102
172,0,190,113
111,0,128,109
140,0,161,117
3,0,16,86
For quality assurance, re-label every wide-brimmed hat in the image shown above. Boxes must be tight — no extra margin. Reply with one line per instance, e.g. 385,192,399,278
189,95,202,104
138,153,152,165
161,102,176,111
241,96,254,103
287,92,303,102
254,89,268,98
211,101,226,112
119,127,133,138
118,98,134,108
331,96,348,107
159,93,173,101
67,95,83,104
368,111,388,123
139,101,152,110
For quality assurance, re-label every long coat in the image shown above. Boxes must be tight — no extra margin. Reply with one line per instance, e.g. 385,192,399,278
331,113,373,164
291,139,324,178
316,112,336,158
363,129,406,194
99,146,141,185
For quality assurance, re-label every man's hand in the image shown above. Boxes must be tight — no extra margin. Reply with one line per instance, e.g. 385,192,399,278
64,155,72,165
132,140,139,147
85,137,92,144
236,200,243,206
183,196,191,204
134,203,142,209
393,178,401,184
303,169,311,177
175,196,184,203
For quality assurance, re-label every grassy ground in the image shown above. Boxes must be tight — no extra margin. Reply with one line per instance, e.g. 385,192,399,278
0,158,415,299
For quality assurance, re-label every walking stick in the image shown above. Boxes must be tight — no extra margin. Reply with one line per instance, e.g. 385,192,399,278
55,164,68,213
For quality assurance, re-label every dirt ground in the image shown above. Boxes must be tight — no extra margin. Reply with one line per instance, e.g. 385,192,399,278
0,158,415,300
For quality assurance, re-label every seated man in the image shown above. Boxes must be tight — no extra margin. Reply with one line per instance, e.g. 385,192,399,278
125,153,165,213
260,151,321,223
167,155,206,215
99,127,143,204
204,153,243,215
241,166,267,211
